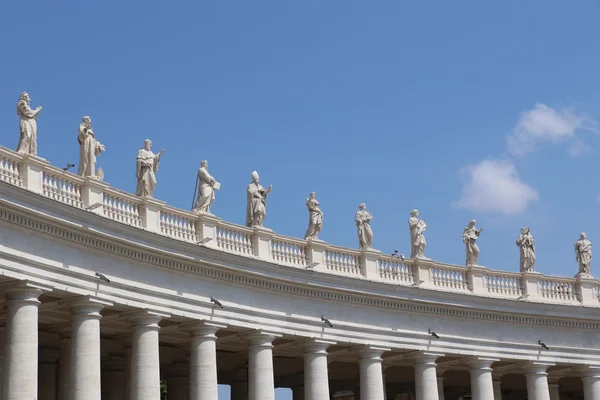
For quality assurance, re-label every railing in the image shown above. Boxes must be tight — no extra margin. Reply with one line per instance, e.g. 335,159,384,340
324,247,361,276
1,145,599,307
102,189,143,227
539,277,578,302
430,264,469,290
215,222,254,256
378,256,414,283
160,207,199,243
42,167,84,208
485,271,522,297
271,237,307,267
0,151,21,186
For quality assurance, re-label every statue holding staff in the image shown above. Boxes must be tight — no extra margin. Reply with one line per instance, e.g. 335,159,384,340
516,227,536,272
135,139,164,197
355,203,373,250
193,160,220,213
463,219,483,267
77,116,106,179
408,209,427,259
575,232,592,278
246,171,272,227
16,92,42,156
304,192,323,240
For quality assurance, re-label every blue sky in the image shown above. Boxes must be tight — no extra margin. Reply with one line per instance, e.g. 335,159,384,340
2,1,600,398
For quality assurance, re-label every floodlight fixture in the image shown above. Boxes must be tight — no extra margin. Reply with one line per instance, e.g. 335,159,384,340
538,340,549,350
428,329,440,339
86,203,103,211
321,315,333,328
95,271,110,283
210,297,224,308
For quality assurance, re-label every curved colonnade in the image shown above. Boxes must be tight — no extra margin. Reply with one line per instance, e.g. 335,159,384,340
0,146,599,399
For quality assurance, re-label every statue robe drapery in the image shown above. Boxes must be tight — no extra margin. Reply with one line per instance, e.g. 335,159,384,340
194,167,216,213
16,100,38,155
78,124,103,177
575,239,592,276
463,226,480,267
246,182,268,227
304,198,323,239
409,216,427,258
355,210,373,249
136,148,161,197
517,233,536,272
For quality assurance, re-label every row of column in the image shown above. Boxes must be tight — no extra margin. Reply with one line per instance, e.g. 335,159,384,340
2,284,600,400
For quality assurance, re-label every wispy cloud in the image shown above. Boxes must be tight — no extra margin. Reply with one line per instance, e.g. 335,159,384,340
507,104,593,158
455,159,539,215
456,103,594,215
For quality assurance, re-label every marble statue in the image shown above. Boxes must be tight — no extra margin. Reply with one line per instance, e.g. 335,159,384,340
516,227,536,272
135,140,164,197
246,171,272,227
77,116,106,179
408,209,427,259
304,192,323,240
193,160,220,213
355,203,373,250
463,219,483,267
574,232,592,278
16,92,42,156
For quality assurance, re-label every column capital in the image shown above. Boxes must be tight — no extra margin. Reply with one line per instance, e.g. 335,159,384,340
357,345,390,360
412,351,444,365
65,295,113,316
467,356,499,370
243,330,282,347
180,320,227,337
1,279,52,302
122,309,170,328
523,361,554,376
303,338,336,354
576,365,600,378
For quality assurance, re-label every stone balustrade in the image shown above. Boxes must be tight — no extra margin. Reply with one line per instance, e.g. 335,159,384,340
1,145,598,308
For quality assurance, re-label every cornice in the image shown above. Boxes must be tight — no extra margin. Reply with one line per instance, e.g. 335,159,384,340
0,195,599,333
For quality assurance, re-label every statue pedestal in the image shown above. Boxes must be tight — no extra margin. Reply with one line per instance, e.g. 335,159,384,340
520,271,543,301
577,276,599,306
467,265,489,294
251,226,274,260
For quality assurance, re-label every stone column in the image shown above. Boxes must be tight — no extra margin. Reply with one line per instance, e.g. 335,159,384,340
437,372,446,400
167,375,189,400
128,311,167,400
304,340,334,400
123,344,132,400
582,367,600,400
493,379,503,400
467,357,497,400
358,346,389,400
413,352,443,400
38,349,59,400
70,297,111,400
246,331,280,400
0,327,6,398
548,383,560,400
102,357,125,400
524,362,553,400
58,334,72,400
230,366,248,400
188,322,225,400
2,284,46,400
293,385,305,400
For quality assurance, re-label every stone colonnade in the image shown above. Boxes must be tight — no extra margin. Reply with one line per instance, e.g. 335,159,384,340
1,283,600,399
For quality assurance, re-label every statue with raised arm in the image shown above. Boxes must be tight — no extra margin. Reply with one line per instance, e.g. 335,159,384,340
575,232,592,278
408,209,427,259
77,116,106,179
463,219,483,267
135,139,164,197
516,227,536,272
304,192,323,240
193,160,220,213
246,171,272,227
16,92,42,156
355,203,373,250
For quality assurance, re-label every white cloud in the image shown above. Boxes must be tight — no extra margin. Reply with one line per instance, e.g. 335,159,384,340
507,104,590,157
568,139,592,157
455,159,539,215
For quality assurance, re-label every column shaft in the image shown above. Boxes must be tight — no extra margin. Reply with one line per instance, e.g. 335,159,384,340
102,370,126,400
58,337,72,400
230,367,248,400
168,376,189,400
70,300,107,400
493,380,502,400
304,342,331,400
468,358,496,400
38,363,58,400
247,333,276,400
525,364,552,400
414,353,441,400
359,349,385,400
2,287,43,400
293,386,305,400
189,324,221,400
583,376,600,400
437,376,445,400
130,314,163,400
123,346,132,400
